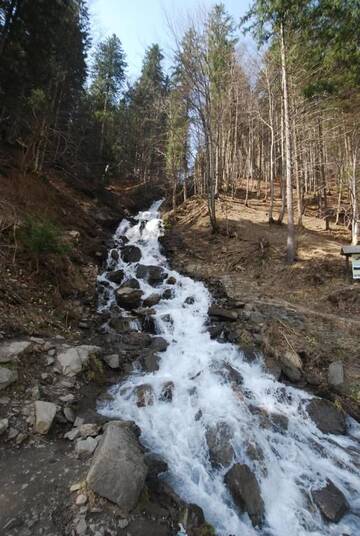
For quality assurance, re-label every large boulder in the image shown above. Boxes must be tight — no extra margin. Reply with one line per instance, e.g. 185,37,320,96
121,245,142,263
86,421,147,513
307,398,346,435
205,422,234,468
143,293,161,307
136,265,167,286
116,288,143,310
0,340,32,363
279,350,303,382
34,401,57,434
311,479,349,522
107,269,124,285
224,463,264,528
120,278,140,290
0,366,18,391
57,345,101,377
208,306,238,322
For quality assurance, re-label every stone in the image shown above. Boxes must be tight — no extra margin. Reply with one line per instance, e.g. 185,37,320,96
0,418,9,435
110,249,119,261
279,350,303,382
167,276,177,285
0,340,32,363
57,345,101,377
222,363,244,386
0,366,18,391
143,293,161,307
184,296,195,305
135,384,154,407
121,245,142,263
107,269,124,285
76,494,88,506
162,289,173,300
34,401,57,434
76,436,99,458
65,428,81,441
208,306,238,321
140,353,160,373
307,399,346,435
120,278,140,290
224,463,264,528
160,381,174,402
150,337,168,353
206,422,234,468
116,288,143,310
328,361,344,388
144,453,168,480
136,264,167,286
312,479,349,522
80,423,101,438
103,354,120,369
86,421,148,513
64,407,75,423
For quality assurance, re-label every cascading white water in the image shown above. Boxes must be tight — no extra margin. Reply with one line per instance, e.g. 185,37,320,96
98,201,360,536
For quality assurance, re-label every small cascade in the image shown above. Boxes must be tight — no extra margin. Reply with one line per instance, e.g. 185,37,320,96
97,201,360,536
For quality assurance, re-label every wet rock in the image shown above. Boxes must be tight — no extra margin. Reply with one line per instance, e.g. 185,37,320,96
328,361,344,389
206,422,234,468
179,503,206,533
120,278,140,290
224,463,264,528
34,401,57,434
161,314,173,324
116,288,143,310
0,340,32,363
143,293,161,307
136,384,154,407
76,436,100,458
0,418,9,435
222,363,244,386
150,337,168,353
242,347,257,363
86,421,147,513
107,269,124,285
208,324,224,340
312,479,349,522
141,314,157,334
279,350,303,382
162,289,173,300
245,441,265,462
64,407,75,423
264,357,282,380
269,412,289,432
103,354,120,369
208,306,238,321
144,453,168,480
121,245,142,263
136,264,167,286
160,381,174,402
57,345,101,377
140,353,160,373
167,276,177,285
307,399,346,435
184,296,195,305
0,366,18,391
110,249,119,261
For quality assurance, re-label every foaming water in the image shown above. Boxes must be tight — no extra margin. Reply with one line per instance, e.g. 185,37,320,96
98,201,360,536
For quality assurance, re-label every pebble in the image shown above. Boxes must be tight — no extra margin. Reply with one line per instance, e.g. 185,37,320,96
70,482,82,492
0,418,9,435
76,494,88,506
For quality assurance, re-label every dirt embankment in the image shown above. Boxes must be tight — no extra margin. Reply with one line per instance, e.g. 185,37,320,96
163,195,360,421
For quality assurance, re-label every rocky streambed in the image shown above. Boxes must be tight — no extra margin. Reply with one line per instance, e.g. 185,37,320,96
1,201,360,536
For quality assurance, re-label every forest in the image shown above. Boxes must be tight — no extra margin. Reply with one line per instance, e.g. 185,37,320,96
1,0,359,264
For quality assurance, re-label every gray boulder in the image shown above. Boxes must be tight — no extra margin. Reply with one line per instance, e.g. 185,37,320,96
224,463,264,528
120,278,140,290
307,398,346,435
206,422,234,468
312,479,349,522
0,366,18,391
143,293,161,307
34,401,57,434
121,245,142,263
208,306,238,321
86,421,147,513
107,270,124,285
136,264,167,286
150,337,168,353
0,340,32,363
57,345,101,377
328,361,344,389
116,288,143,310
279,350,303,382
103,354,120,369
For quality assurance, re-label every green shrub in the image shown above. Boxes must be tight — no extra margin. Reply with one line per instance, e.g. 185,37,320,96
19,216,70,268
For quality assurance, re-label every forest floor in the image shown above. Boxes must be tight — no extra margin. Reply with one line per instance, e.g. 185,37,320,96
164,191,360,421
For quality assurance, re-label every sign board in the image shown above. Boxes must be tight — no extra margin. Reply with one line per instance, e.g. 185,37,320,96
352,254,360,279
